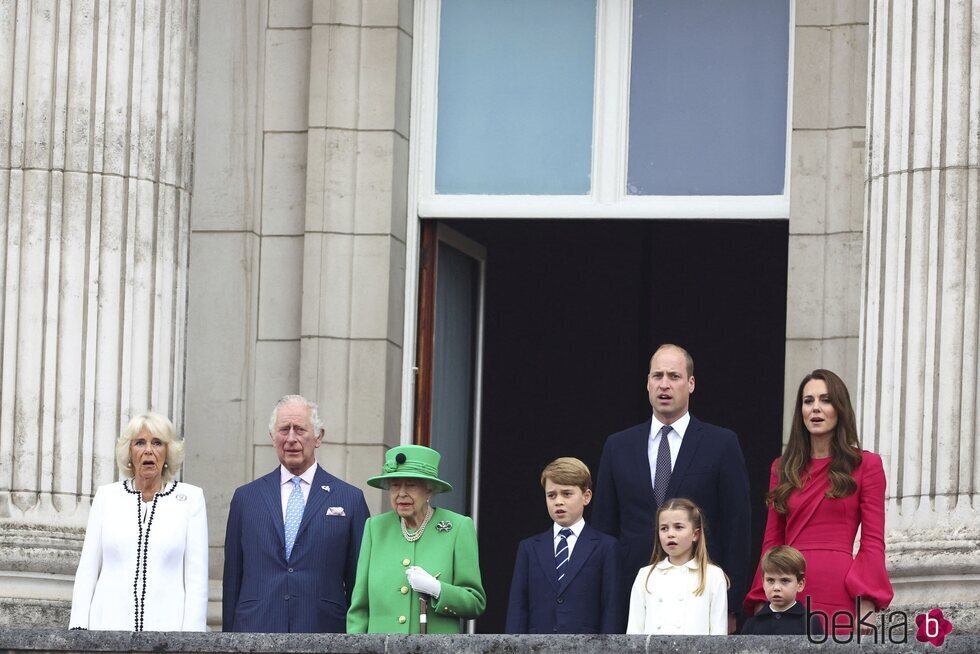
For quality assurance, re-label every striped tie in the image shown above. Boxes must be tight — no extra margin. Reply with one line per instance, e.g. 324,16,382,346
555,527,573,582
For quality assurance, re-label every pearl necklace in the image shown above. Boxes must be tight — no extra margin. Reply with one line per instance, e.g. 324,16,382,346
401,505,433,542
123,479,177,631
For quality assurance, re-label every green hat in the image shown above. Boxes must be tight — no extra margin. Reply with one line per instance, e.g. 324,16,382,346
367,445,453,494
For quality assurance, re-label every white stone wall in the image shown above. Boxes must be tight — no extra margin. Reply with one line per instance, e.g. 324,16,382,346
783,0,870,439
182,0,267,609
298,0,411,509
184,0,412,624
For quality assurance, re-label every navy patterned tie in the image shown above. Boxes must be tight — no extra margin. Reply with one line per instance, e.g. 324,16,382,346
555,527,573,582
653,424,672,507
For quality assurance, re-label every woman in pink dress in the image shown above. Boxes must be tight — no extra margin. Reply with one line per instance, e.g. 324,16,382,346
744,369,893,634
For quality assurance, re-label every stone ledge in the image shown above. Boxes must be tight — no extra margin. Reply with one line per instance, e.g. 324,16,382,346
0,630,976,654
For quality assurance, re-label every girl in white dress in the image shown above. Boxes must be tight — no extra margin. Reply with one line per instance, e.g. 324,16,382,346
626,497,728,635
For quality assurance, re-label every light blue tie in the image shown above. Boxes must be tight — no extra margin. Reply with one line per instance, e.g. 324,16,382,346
284,476,303,560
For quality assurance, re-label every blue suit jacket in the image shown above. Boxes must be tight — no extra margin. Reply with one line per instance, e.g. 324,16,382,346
505,524,622,634
592,416,751,614
222,465,369,632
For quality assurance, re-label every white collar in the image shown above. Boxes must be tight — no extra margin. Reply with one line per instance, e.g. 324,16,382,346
770,601,798,613
280,462,317,486
654,557,699,572
650,412,691,440
553,517,585,539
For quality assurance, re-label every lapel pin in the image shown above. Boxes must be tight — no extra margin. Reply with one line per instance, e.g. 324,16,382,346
321,485,331,492
436,520,452,532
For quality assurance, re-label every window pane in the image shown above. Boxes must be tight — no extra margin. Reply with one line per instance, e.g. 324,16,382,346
628,0,790,195
436,0,596,195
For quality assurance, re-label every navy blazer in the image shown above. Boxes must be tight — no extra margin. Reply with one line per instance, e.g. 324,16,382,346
592,416,751,614
222,465,370,632
505,524,622,634
741,602,824,636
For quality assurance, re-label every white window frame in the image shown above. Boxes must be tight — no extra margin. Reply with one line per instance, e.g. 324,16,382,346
401,0,796,440
412,0,795,220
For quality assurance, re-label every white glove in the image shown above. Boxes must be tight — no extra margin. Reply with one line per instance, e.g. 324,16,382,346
405,566,441,599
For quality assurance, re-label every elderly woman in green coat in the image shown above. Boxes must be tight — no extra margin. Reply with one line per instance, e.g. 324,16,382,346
347,445,486,633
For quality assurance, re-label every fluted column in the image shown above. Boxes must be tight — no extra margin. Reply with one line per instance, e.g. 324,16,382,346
860,0,979,631
0,0,198,625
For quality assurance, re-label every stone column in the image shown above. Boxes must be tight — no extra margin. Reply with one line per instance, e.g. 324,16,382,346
0,0,198,625
860,0,979,632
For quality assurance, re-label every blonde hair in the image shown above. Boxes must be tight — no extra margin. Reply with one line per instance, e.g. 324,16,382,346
540,457,592,491
646,497,729,596
761,545,807,582
115,412,184,483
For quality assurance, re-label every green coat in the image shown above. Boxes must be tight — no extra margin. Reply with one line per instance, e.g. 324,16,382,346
346,507,486,633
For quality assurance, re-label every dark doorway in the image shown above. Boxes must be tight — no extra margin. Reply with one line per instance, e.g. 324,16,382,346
439,218,788,633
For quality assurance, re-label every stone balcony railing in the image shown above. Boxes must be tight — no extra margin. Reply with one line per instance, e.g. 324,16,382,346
0,630,976,654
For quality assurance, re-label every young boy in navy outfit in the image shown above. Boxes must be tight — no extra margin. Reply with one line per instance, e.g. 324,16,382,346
741,546,824,636
505,457,623,633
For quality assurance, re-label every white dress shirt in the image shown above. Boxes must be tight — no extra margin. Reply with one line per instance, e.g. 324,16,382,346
553,517,585,559
648,412,691,490
279,461,317,518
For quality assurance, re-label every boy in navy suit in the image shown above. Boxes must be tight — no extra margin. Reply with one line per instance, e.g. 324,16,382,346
505,458,623,633
741,546,823,636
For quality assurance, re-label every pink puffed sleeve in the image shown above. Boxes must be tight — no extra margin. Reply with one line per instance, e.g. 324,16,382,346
843,451,894,610
743,458,786,616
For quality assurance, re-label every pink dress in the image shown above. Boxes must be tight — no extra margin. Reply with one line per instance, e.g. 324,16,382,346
744,451,893,629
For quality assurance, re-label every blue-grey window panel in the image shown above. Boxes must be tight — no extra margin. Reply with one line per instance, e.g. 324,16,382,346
436,0,596,195
429,241,479,515
628,0,790,195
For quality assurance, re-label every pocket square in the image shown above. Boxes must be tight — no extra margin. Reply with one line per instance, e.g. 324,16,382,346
326,506,346,517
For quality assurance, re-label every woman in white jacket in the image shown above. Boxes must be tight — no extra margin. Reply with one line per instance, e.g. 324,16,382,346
69,412,208,631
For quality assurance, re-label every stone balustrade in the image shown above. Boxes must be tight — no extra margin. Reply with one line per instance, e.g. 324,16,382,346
0,629,976,654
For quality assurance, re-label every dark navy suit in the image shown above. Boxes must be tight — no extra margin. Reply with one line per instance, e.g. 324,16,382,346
592,416,751,615
505,524,622,634
222,465,369,632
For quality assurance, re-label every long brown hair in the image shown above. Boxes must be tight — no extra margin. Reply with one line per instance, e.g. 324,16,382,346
768,369,862,513
645,498,729,596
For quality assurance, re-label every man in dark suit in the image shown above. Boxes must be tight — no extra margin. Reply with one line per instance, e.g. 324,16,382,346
223,395,370,632
592,344,751,634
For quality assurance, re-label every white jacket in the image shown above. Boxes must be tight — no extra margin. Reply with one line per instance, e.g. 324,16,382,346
68,480,209,631
626,558,728,635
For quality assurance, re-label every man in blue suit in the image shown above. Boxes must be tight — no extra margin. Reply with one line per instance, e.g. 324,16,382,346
222,395,370,632
506,457,622,634
592,344,751,634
